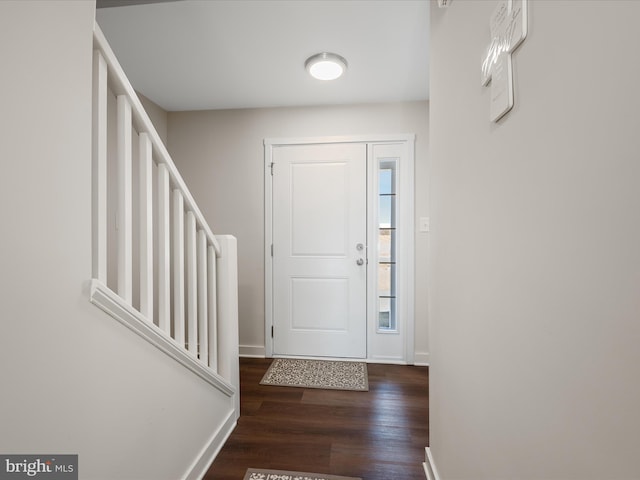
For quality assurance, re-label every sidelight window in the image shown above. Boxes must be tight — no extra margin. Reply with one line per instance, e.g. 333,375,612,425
377,160,397,332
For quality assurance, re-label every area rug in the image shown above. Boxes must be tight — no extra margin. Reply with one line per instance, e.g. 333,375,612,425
259,358,369,391
244,468,362,480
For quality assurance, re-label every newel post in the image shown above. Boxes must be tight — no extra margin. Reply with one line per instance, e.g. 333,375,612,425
215,235,240,418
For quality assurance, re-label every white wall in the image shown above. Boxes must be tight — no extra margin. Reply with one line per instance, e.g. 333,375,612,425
167,102,429,361
0,2,234,478
429,1,640,478
138,91,168,144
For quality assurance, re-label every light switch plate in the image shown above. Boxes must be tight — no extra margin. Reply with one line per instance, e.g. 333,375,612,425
419,217,430,233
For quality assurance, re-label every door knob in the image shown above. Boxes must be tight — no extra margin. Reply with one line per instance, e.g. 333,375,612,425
356,243,364,251
356,258,364,266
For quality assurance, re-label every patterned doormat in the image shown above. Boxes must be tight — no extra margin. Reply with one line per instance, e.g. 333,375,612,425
259,358,369,391
244,468,362,480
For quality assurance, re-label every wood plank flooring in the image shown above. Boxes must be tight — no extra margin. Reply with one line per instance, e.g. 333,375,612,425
204,358,429,480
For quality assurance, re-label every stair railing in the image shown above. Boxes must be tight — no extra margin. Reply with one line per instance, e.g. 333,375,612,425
89,23,239,413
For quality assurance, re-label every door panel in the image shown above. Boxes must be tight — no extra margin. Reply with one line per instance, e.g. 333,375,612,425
272,143,367,358
291,277,349,331
291,162,347,256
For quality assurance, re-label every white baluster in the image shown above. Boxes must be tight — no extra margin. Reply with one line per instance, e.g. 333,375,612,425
157,163,171,334
186,211,198,357
92,50,108,284
207,244,217,372
139,133,153,320
117,95,132,303
198,231,209,365
173,190,185,347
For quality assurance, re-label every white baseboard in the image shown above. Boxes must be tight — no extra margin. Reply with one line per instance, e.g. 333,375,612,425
366,356,407,365
414,351,430,366
183,409,237,480
239,344,266,358
413,352,429,367
423,447,441,480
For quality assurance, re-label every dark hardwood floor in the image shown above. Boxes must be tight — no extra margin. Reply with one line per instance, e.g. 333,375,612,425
204,358,429,480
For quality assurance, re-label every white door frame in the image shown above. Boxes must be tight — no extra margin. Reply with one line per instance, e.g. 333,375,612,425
264,134,415,363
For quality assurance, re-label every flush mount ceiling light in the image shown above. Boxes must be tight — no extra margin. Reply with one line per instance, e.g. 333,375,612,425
305,52,348,81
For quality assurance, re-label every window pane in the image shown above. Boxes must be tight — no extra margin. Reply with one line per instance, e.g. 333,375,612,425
378,229,394,262
378,297,397,331
379,195,395,227
379,168,394,195
378,263,395,296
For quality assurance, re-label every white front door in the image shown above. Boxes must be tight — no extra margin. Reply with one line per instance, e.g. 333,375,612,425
271,143,367,358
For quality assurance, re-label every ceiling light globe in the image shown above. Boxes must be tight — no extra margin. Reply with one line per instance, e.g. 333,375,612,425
305,53,348,81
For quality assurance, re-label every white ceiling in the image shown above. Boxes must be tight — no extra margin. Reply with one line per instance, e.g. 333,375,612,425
96,0,429,112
